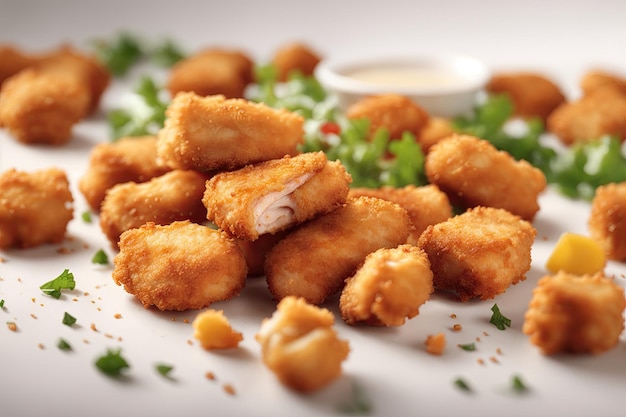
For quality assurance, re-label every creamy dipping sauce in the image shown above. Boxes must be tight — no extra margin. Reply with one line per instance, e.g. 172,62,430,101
345,66,468,88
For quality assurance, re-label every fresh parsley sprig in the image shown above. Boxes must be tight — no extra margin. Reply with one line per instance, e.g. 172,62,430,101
40,269,76,299
489,303,512,330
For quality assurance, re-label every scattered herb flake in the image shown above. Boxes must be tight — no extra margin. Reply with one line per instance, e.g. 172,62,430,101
58,338,72,351
511,374,529,392
337,381,372,415
489,303,511,330
91,249,109,265
458,342,476,351
454,377,472,391
40,269,76,299
81,211,92,223
62,312,77,326
155,363,174,377
95,348,130,376
0,299,4,308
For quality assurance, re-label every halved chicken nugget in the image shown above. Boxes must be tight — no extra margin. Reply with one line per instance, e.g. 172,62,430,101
203,151,351,241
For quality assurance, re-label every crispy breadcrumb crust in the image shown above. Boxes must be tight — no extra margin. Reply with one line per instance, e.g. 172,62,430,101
112,221,247,311
589,181,626,261
265,196,412,305
192,309,243,350
156,92,304,172
203,152,351,240
339,244,434,326
425,134,546,221
417,206,536,301
255,296,350,393
0,168,73,249
522,271,625,355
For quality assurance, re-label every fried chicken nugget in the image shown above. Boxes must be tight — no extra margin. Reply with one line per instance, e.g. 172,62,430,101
485,71,566,121
0,168,73,249
547,87,626,144
79,136,171,212
0,45,39,86
417,117,456,153
345,93,430,140
349,184,452,245
112,220,247,311
271,42,321,82
167,47,254,99
580,69,626,97
99,170,209,248
424,134,546,221
522,271,625,355
265,196,412,305
339,244,434,327
417,206,536,301
203,151,351,241
256,296,350,393
588,181,626,261
235,232,286,277
157,92,304,172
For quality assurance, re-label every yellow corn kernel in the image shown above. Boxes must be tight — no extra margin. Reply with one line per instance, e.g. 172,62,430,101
546,232,606,275
192,309,243,350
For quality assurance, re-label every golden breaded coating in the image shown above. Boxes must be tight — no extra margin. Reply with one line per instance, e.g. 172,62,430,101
236,232,286,277
349,184,452,245
580,70,626,97
192,309,243,350
99,170,209,248
203,152,351,240
255,296,350,393
167,47,254,99
417,206,536,301
345,93,430,140
79,136,171,212
157,92,305,172
271,42,321,82
112,221,247,311
0,68,90,145
0,45,39,86
339,244,434,326
265,196,412,305
424,134,546,221
547,87,626,144
522,271,625,355
0,168,73,249
485,72,566,121
417,117,456,153
588,182,626,261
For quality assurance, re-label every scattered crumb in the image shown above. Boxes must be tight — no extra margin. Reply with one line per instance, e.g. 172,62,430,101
105,333,114,339
477,358,485,365
449,313,457,319
205,371,216,381
31,298,35,303
187,339,193,346
57,247,71,254
38,343,45,349
183,318,190,324
114,313,122,319
489,356,499,364
0,256,6,263
475,336,481,342
90,323,98,332
452,324,462,331
483,331,489,337
83,339,90,344
496,347,503,355
425,332,446,355
7,322,17,331
223,383,236,396
30,314,37,319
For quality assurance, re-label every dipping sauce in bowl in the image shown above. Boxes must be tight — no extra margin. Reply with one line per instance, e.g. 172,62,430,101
315,54,490,118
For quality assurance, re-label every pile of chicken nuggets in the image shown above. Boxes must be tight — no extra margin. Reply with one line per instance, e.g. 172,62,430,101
1,40,626,393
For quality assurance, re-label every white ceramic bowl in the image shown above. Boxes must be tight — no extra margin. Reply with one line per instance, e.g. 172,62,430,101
314,54,490,118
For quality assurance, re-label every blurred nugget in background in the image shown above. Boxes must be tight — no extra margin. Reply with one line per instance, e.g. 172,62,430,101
271,42,321,82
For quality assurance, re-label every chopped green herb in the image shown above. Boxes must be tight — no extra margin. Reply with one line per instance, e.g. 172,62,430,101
458,342,476,351
91,32,144,77
150,39,186,67
511,374,529,392
81,211,92,223
0,299,4,308
62,312,77,326
155,363,174,377
489,303,512,330
337,381,372,415
91,249,109,265
40,269,76,299
58,338,72,351
95,348,130,376
454,377,472,391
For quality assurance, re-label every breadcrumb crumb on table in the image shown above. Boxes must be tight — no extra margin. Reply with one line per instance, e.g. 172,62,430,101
192,309,243,350
522,271,626,355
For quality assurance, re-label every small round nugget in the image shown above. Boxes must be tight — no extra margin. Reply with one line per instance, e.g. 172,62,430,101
523,271,625,355
588,181,626,261
112,221,247,311
271,42,322,82
417,206,536,301
340,244,434,327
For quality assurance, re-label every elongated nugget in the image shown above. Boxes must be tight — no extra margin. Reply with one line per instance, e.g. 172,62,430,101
112,221,247,311
79,136,171,211
157,92,304,172
425,134,546,221
349,184,452,245
523,271,625,355
0,168,73,249
204,152,351,240
266,196,412,305
340,244,434,327
100,170,209,248
418,206,536,301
